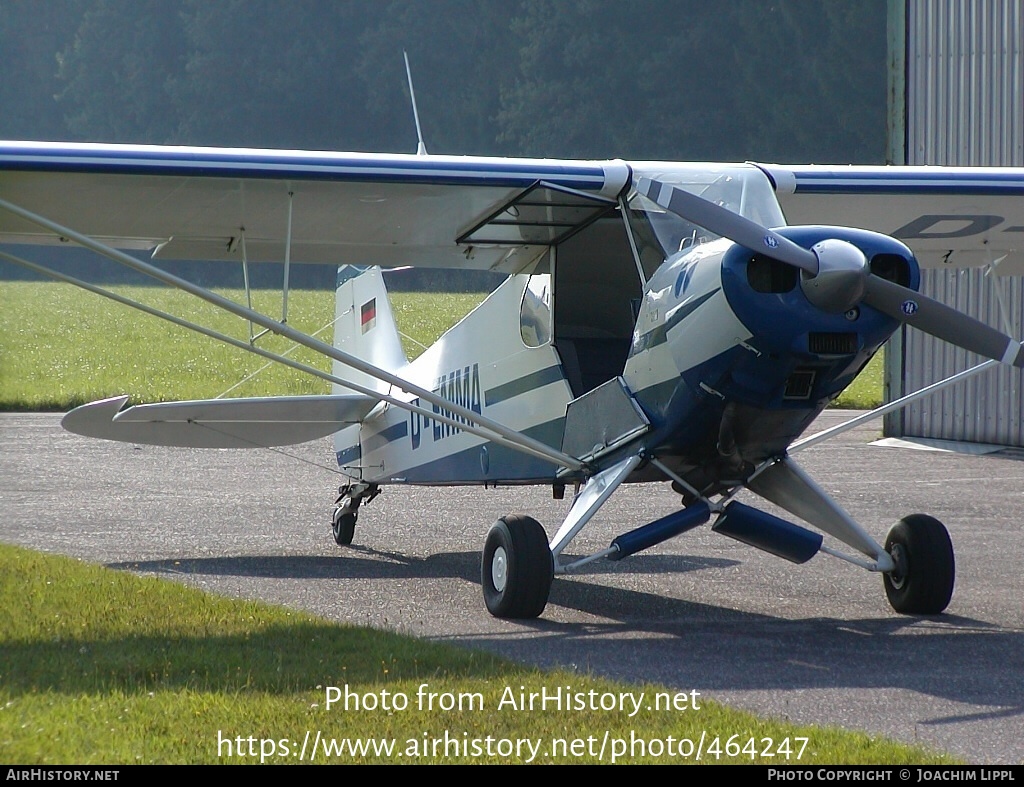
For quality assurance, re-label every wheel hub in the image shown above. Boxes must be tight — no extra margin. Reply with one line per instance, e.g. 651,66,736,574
491,546,508,592
888,542,908,590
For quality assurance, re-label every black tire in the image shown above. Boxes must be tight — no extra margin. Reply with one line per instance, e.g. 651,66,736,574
883,514,955,614
481,514,553,619
332,508,356,546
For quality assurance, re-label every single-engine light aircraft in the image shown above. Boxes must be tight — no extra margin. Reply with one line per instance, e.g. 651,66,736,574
3,142,1024,619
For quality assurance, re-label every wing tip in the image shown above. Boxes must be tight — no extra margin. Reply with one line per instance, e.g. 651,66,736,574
61,395,132,439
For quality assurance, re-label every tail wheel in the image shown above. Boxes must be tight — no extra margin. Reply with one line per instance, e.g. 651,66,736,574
332,498,358,546
332,508,356,545
883,514,955,615
482,514,553,619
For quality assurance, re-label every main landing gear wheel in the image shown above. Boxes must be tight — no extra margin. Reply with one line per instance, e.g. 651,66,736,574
883,514,955,615
482,514,553,619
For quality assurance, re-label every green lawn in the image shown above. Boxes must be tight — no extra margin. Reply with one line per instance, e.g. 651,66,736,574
0,544,951,764
0,282,483,410
832,350,884,410
0,281,885,411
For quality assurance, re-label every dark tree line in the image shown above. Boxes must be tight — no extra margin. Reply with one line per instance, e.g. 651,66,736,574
0,1,888,288
1,0,887,162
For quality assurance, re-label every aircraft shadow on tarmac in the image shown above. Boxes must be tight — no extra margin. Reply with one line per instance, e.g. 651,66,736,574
105,549,734,582
468,582,1024,722
105,549,1024,717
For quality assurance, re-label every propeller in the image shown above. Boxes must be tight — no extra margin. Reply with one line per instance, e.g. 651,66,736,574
636,177,1024,369
638,177,820,276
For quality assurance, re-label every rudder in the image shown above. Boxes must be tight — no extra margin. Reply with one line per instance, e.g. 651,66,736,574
332,266,408,395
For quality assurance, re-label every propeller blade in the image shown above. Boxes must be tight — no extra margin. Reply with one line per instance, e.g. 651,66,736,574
638,177,1024,368
636,177,820,276
862,276,1024,367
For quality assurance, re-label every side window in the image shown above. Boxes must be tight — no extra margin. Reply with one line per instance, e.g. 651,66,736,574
520,273,551,347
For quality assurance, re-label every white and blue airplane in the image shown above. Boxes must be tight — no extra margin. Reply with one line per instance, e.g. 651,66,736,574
3,141,1024,619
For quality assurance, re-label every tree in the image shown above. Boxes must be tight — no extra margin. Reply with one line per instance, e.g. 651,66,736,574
169,1,381,149
497,0,885,162
0,0,87,140
57,0,187,142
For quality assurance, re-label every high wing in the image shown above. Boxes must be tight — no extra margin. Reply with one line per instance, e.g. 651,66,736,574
62,394,377,448
7,144,1024,462
0,141,630,274
6,144,1021,273
760,164,1024,272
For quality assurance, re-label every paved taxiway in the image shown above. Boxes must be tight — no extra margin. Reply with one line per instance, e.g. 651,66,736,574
3,410,1023,763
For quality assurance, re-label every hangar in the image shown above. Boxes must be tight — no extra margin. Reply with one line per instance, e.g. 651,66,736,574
885,0,1024,445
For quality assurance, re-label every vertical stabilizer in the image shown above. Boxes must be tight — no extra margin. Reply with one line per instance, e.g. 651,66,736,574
332,266,408,395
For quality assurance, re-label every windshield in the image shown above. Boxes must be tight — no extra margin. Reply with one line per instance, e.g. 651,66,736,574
625,163,786,277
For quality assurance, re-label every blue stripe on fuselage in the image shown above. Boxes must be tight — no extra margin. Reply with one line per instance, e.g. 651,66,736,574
336,444,360,467
362,420,409,456
382,417,565,485
483,365,564,406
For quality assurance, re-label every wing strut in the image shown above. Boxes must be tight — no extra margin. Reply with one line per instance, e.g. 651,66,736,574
0,197,586,472
790,359,999,453
237,190,295,343
282,190,293,322
239,228,256,343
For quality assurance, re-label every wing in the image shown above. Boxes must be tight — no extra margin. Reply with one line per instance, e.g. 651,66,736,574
0,141,630,274
62,394,376,448
759,164,1024,273
0,141,595,468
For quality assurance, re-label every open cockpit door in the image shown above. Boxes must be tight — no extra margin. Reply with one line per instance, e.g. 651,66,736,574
551,210,642,397
457,180,618,247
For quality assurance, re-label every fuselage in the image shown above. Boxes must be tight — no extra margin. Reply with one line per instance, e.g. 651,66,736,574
335,274,573,484
622,225,916,494
337,175,920,493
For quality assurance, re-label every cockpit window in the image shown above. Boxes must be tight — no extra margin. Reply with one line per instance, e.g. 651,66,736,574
520,273,551,347
624,164,786,273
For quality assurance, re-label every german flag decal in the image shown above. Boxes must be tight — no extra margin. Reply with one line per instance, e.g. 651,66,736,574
360,298,377,334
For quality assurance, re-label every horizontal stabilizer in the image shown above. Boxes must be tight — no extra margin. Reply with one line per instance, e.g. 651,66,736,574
62,394,377,448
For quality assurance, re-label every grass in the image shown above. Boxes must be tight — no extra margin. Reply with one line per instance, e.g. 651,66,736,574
1,281,885,411
0,282,484,411
0,283,934,763
832,351,884,410
0,544,953,764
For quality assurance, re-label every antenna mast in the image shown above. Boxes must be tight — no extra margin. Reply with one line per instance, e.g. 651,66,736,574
403,50,428,156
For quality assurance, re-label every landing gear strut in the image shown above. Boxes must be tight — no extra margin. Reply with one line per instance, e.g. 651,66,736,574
331,483,379,546
883,514,955,614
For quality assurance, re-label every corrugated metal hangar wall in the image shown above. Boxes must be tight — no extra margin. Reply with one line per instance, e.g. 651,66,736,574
885,0,1024,445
